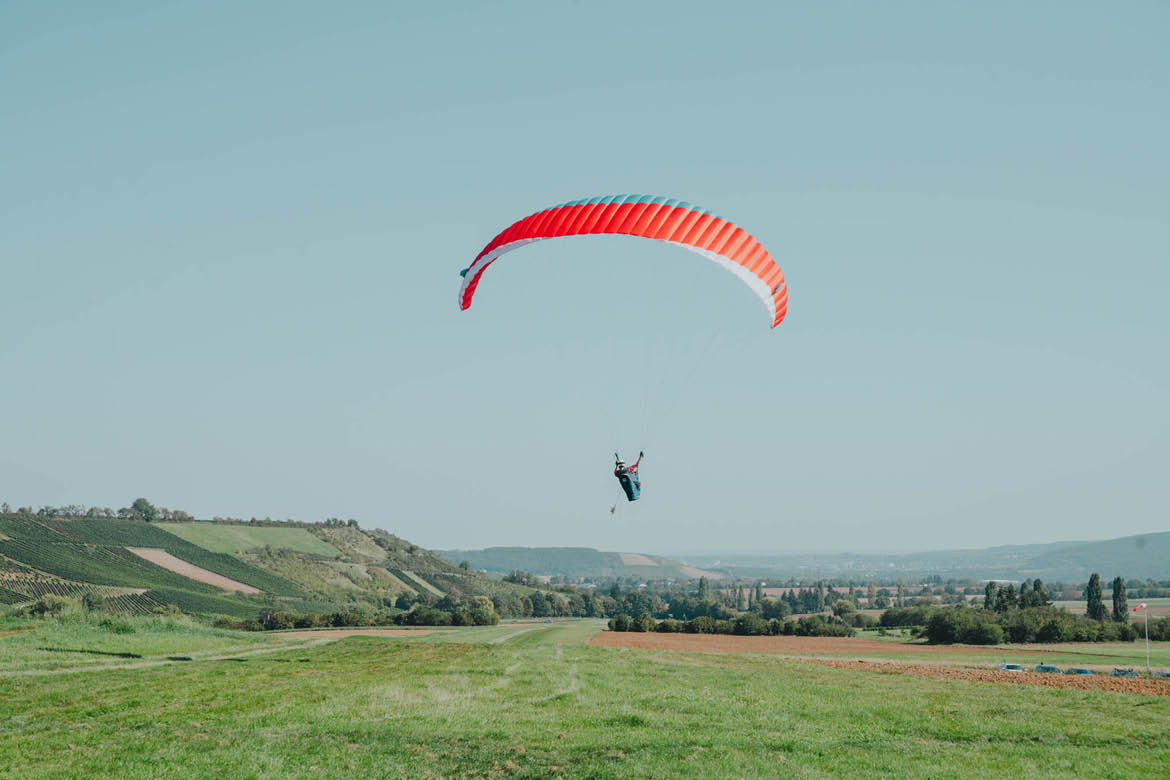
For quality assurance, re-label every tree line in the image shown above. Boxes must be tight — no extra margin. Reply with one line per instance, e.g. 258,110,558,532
607,613,854,637
885,574,1149,644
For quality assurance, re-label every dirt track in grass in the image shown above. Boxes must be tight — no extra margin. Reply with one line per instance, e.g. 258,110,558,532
590,631,1030,656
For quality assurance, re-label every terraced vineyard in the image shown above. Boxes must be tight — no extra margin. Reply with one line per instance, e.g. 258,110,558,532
389,568,444,597
0,513,545,619
0,516,301,595
103,592,166,614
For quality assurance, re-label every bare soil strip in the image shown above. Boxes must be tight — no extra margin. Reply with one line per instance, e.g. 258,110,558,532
125,548,260,593
590,631,1031,656
618,553,657,566
805,658,1170,697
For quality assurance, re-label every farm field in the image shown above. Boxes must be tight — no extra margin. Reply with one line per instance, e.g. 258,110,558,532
592,631,1170,670
1053,597,1170,619
3,618,1169,778
158,523,342,557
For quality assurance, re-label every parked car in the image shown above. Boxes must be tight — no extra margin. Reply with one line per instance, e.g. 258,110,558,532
1152,670,1170,680
1110,668,1139,678
998,663,1024,672
1033,664,1061,674
1064,667,1094,676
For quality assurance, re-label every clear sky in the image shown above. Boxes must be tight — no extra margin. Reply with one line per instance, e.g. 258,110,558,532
3,2,1167,553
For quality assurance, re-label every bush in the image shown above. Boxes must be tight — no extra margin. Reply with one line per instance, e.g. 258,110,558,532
609,614,631,631
398,606,449,626
959,621,1003,645
846,613,878,629
1147,617,1170,641
732,614,769,636
97,615,137,634
880,606,938,628
260,611,296,630
924,608,999,644
1036,618,1073,643
795,616,854,637
685,616,717,634
27,594,72,617
470,606,500,626
656,619,681,633
631,615,655,632
81,591,106,612
1001,610,1043,643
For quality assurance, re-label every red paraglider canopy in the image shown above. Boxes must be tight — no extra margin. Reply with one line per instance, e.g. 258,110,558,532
459,195,787,328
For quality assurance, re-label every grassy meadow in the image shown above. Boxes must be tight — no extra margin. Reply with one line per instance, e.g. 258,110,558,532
157,524,343,558
3,617,1169,778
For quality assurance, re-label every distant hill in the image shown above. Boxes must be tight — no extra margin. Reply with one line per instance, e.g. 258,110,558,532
0,512,543,617
1018,532,1170,580
437,546,722,581
675,531,1170,582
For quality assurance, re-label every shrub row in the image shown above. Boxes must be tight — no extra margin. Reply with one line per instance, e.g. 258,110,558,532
918,606,1141,645
607,613,854,637
214,602,501,632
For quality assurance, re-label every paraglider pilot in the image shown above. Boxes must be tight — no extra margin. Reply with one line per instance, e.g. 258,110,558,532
614,451,643,502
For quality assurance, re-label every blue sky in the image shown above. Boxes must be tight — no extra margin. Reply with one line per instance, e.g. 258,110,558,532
2,2,1167,552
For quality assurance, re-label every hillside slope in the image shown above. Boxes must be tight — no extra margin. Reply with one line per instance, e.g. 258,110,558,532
676,531,1170,581
0,513,543,618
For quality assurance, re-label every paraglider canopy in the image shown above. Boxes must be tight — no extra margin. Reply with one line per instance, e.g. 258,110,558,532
458,194,787,328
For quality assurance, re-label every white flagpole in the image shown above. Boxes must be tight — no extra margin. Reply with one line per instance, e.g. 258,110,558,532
1134,602,1149,674
1145,609,1150,674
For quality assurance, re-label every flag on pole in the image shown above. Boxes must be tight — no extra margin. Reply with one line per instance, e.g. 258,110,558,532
1134,603,1147,611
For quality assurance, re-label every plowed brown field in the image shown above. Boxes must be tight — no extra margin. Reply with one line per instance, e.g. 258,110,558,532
590,631,1027,655
125,547,260,593
807,659,1170,697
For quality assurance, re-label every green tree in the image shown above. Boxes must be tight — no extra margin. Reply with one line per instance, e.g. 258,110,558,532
81,591,106,612
991,584,1017,613
130,497,157,522
1111,576,1128,623
983,581,996,610
1086,573,1106,621
1024,579,1049,608
697,576,710,601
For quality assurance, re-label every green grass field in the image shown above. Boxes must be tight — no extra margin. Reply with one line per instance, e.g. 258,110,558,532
158,523,342,557
3,617,1169,778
